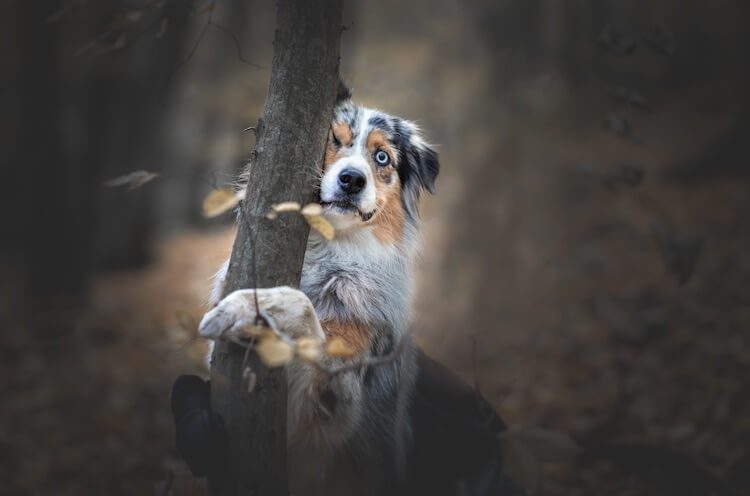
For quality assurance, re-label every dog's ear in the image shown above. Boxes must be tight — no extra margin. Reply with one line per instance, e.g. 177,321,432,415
409,141,439,195
396,120,440,218
336,77,352,104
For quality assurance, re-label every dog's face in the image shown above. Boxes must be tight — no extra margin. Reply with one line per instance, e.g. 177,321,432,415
319,99,439,243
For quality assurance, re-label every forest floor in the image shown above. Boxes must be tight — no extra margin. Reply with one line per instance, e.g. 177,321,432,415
3,97,750,495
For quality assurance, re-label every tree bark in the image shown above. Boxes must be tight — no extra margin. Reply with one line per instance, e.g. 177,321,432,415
207,1,342,495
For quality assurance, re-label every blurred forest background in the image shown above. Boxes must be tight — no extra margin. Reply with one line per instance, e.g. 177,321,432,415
2,0,750,494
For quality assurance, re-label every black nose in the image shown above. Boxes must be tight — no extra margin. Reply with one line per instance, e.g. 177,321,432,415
338,168,366,194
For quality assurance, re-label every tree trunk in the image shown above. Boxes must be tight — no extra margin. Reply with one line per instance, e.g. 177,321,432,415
207,1,342,495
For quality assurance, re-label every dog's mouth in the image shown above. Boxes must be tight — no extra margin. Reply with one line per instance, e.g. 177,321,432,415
320,200,375,222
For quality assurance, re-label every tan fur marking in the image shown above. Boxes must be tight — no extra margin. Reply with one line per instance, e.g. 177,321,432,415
321,319,371,355
366,129,396,160
365,129,405,245
332,122,352,146
371,180,405,245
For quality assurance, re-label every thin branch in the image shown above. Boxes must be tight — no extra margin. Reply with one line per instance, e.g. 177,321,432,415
209,21,264,69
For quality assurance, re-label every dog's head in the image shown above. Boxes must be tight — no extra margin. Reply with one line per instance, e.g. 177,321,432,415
319,93,439,243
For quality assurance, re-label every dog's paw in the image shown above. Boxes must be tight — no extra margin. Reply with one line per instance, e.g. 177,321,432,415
199,287,323,341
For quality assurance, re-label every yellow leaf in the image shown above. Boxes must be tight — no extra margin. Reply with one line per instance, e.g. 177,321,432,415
305,214,335,240
103,170,159,191
326,337,356,358
202,187,240,218
256,335,293,367
274,201,301,213
236,323,268,339
301,203,323,216
296,337,322,362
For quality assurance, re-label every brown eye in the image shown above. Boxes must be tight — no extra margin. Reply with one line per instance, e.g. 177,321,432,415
374,150,390,166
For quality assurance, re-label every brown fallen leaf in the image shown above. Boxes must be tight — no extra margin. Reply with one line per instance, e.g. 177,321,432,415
202,187,241,218
104,170,159,191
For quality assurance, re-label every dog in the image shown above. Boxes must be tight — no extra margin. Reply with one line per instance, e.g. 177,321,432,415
172,88,520,496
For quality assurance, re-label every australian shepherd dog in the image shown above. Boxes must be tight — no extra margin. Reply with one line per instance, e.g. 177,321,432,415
172,89,519,496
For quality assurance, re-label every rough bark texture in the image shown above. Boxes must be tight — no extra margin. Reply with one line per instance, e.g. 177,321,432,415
208,1,342,495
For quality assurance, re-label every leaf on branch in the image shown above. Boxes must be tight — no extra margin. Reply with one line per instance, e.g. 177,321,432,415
326,337,356,358
202,187,241,218
301,203,323,216
104,170,159,191
266,201,301,219
305,213,335,240
256,335,293,368
296,337,322,362
236,322,270,339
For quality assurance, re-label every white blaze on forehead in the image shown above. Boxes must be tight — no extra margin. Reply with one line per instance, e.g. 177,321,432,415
320,107,380,227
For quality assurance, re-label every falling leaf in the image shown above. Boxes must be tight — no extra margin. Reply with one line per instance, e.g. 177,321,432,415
202,187,241,218
326,337,356,358
175,310,198,333
296,337,322,362
104,170,159,191
256,335,293,367
305,214,335,240
301,203,323,216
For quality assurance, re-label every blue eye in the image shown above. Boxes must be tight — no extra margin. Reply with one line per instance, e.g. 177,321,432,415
374,150,390,165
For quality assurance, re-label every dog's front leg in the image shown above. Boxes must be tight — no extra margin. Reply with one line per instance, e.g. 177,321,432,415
200,286,325,342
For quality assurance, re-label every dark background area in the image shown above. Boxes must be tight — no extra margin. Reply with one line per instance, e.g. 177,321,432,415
2,0,749,494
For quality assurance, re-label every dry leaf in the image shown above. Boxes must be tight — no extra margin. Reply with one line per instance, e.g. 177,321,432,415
305,214,335,240
326,337,356,358
499,435,540,494
266,201,301,219
202,187,241,218
296,337,322,362
301,203,323,216
104,170,159,191
256,335,293,367
236,322,268,339
175,310,198,333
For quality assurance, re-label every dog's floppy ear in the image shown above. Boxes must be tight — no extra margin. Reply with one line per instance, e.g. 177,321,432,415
396,120,440,218
336,77,352,103
409,141,439,194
